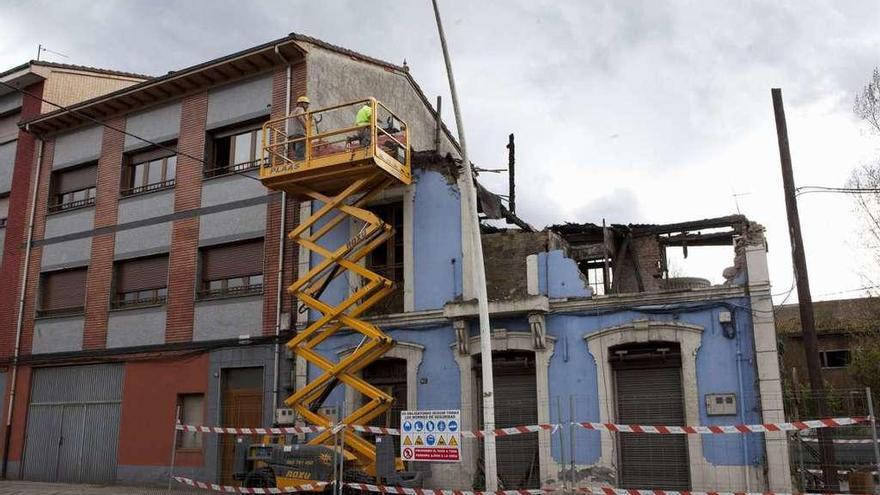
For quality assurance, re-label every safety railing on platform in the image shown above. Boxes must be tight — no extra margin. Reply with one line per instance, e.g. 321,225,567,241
259,98,410,180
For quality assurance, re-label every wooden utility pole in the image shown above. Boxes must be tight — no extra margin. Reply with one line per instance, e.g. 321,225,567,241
771,88,838,490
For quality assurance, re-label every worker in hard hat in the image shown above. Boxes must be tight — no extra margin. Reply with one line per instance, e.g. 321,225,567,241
290,95,310,160
355,101,372,148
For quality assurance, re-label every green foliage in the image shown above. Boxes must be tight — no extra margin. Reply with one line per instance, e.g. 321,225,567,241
850,336,880,396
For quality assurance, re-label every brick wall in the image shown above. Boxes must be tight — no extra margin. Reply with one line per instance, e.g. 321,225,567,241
482,231,554,301
0,81,43,358
82,118,125,349
165,91,208,343
262,64,305,335
614,234,663,293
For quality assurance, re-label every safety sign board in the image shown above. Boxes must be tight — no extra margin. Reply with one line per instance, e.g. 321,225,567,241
400,410,461,462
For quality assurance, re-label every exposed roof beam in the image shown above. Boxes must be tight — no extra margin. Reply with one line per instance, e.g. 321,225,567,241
661,231,736,247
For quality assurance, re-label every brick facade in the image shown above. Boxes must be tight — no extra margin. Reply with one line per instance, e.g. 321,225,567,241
82,118,125,349
0,82,43,359
165,91,208,343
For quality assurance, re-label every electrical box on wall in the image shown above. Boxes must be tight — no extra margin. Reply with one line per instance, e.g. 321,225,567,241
275,408,295,425
705,393,737,415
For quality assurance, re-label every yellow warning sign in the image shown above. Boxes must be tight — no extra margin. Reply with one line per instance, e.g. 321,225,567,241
437,435,447,446
448,436,458,447
403,436,413,446
414,435,424,446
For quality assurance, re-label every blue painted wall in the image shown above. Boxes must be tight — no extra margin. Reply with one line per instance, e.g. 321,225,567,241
544,299,763,467
412,169,463,309
308,168,463,317
537,250,592,299
307,200,352,321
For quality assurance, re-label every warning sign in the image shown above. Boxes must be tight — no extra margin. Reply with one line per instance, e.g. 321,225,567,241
400,410,461,463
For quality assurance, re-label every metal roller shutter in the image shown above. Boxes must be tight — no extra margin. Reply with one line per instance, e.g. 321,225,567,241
613,345,690,490
476,351,539,490
22,364,123,484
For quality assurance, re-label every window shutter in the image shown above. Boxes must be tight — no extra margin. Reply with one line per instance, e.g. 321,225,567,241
202,239,264,280
55,164,97,194
116,255,169,293
42,268,87,310
0,197,8,218
130,146,177,164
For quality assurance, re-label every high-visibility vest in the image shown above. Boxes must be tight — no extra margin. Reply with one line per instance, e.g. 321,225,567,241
356,105,372,125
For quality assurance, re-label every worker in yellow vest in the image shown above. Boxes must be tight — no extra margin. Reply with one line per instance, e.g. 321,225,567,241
355,102,372,148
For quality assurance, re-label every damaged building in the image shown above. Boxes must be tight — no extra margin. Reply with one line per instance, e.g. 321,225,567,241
0,33,789,493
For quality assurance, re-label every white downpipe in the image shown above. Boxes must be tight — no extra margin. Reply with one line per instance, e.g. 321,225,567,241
430,1,497,490
272,45,292,415
3,135,42,476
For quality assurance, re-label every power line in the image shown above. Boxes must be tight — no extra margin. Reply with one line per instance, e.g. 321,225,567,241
0,79,264,183
796,185,880,196
815,284,880,298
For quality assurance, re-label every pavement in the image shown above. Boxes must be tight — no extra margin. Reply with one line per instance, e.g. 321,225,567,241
0,481,200,494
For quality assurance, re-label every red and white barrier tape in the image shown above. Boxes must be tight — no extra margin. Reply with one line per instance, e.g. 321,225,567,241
175,477,864,495
343,482,544,495
176,423,557,437
800,436,878,444
176,424,327,435
176,417,866,438
464,424,558,438
174,476,328,493
574,417,866,434
566,487,859,495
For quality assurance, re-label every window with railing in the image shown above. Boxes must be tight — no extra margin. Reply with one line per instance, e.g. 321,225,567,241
199,239,264,299
112,255,169,308
38,267,87,317
205,123,266,178
48,163,97,213
122,147,177,196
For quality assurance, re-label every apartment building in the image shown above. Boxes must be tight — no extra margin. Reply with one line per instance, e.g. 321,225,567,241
1,35,789,493
1,61,147,358
1,35,459,486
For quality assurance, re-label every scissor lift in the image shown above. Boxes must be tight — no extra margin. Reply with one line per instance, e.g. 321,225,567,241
260,98,411,471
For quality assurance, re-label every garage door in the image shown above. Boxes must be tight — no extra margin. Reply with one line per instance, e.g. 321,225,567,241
613,343,689,490
476,351,539,490
22,364,123,483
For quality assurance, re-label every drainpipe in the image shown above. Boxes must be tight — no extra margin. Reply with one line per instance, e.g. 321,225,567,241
733,311,751,492
2,134,43,478
272,45,292,417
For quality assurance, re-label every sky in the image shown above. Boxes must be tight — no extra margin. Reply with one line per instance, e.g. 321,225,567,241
2,0,880,303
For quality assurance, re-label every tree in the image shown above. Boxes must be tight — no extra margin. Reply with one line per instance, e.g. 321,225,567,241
850,333,880,400
849,69,880,288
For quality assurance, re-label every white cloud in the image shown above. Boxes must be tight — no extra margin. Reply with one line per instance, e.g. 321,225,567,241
3,0,880,302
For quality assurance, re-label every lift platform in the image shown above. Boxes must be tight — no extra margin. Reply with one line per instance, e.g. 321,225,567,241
255,98,412,487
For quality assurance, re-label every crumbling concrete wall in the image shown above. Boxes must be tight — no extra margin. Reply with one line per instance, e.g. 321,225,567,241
481,230,565,301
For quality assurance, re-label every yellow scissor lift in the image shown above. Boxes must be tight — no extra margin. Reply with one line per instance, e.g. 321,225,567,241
256,98,411,488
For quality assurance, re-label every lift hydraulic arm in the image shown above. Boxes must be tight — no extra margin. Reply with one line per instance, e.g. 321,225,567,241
260,98,412,469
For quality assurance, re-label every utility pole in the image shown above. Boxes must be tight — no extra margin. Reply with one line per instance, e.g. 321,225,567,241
507,133,515,215
431,0,498,490
771,88,838,490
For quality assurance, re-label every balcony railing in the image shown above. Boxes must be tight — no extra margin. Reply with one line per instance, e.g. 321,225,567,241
121,179,175,197
48,196,96,214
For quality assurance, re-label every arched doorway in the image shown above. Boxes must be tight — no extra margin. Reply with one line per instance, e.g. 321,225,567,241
610,341,689,490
